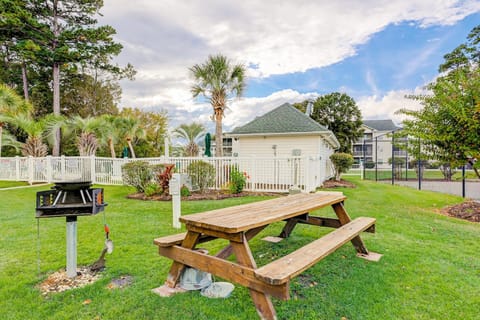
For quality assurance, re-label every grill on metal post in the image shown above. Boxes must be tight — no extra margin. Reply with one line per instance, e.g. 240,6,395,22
36,181,107,278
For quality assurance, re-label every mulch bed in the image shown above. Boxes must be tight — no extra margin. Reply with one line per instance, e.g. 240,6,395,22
126,190,284,201
440,200,480,223
321,179,356,188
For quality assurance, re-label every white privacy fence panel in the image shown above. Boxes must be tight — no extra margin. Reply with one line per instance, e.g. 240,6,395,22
0,155,333,192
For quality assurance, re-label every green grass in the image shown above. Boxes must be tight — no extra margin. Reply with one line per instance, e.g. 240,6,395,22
0,180,29,188
0,179,479,319
349,169,479,181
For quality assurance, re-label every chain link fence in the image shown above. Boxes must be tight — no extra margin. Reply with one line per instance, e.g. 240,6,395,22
354,137,480,200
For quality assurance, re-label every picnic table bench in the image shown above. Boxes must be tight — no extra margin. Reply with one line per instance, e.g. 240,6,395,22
153,192,380,320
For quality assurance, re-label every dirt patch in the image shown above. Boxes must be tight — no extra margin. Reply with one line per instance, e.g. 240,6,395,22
321,179,356,189
37,267,102,296
126,190,284,201
440,200,480,222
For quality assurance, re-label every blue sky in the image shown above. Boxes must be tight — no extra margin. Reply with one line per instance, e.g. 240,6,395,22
248,13,480,99
100,1,480,132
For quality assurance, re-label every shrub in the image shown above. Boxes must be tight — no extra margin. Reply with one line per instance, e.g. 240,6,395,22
144,183,161,197
152,163,175,194
364,161,375,169
121,161,154,193
229,168,247,194
187,160,215,193
180,185,191,197
330,153,354,181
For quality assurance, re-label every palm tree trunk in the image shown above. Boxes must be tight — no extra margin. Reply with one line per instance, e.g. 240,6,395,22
127,139,136,158
215,111,223,157
108,138,116,158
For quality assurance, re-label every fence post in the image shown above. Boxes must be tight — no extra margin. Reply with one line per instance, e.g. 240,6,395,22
61,155,66,179
15,156,20,181
360,161,364,180
90,155,96,183
251,157,256,192
28,156,33,185
306,156,313,192
46,156,52,183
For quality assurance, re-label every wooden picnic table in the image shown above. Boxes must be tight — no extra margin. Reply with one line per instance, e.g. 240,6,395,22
154,192,380,320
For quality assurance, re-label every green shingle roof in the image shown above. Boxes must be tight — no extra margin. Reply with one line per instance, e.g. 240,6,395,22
363,120,401,131
229,103,329,135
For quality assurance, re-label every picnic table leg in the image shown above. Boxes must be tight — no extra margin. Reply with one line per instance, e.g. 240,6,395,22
216,226,267,259
331,202,369,255
165,231,201,287
278,219,298,238
231,233,277,320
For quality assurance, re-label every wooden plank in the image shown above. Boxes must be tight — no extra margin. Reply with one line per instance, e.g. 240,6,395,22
231,234,277,320
332,202,369,254
187,225,244,242
254,217,376,285
158,245,289,300
279,218,299,238
300,216,342,228
153,232,215,247
215,226,267,259
165,231,200,288
181,192,346,234
301,216,375,233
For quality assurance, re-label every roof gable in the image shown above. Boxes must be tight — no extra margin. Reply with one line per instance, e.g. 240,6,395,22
363,120,401,131
229,103,328,135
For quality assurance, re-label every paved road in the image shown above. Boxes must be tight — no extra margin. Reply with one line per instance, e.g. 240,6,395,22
391,180,480,200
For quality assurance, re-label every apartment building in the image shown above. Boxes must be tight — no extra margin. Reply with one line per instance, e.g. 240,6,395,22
352,120,407,168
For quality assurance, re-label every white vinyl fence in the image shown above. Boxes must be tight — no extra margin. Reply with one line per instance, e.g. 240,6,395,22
0,156,335,193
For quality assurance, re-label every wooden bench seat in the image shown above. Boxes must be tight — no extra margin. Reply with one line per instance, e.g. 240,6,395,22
154,232,215,247
254,217,376,285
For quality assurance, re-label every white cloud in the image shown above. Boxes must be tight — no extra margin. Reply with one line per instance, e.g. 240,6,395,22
224,89,318,129
100,0,479,77
357,87,426,125
97,0,480,127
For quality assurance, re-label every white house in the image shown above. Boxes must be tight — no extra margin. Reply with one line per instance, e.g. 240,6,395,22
226,103,340,189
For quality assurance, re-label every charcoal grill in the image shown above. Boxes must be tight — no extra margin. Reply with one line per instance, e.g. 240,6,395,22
36,181,106,218
35,181,108,277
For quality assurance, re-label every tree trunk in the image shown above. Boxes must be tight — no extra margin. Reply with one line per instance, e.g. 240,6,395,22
52,62,61,156
473,167,480,179
215,111,223,157
127,139,136,158
21,62,29,101
52,1,61,156
108,138,116,158
0,125,3,157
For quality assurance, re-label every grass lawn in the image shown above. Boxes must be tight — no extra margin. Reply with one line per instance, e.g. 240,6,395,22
0,180,29,188
350,169,479,181
0,178,479,319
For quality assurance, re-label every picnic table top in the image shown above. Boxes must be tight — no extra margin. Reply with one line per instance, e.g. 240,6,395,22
179,192,346,233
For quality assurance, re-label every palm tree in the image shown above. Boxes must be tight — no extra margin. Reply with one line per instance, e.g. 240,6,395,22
0,84,33,156
68,116,103,156
173,122,206,157
190,54,246,156
0,131,21,154
6,114,62,157
116,117,145,158
98,115,120,158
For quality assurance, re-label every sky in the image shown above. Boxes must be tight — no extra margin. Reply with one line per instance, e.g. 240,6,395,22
98,0,480,133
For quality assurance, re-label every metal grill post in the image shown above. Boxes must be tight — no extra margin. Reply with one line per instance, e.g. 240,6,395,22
66,216,78,278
